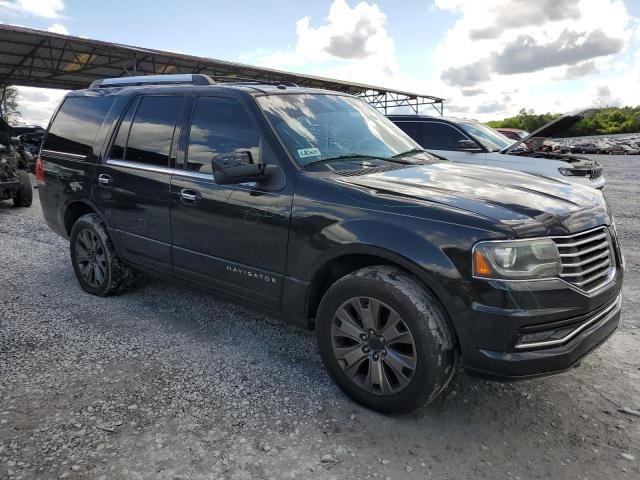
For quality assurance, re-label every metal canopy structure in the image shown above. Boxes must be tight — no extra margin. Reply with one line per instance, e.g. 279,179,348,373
0,24,444,115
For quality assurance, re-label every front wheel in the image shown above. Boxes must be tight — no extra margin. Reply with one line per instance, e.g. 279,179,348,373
70,213,137,296
316,266,457,413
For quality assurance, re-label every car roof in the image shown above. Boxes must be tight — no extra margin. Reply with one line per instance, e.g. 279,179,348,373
65,83,351,100
386,114,468,124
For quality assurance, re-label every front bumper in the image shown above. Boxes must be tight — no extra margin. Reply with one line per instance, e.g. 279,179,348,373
452,262,623,379
466,293,621,378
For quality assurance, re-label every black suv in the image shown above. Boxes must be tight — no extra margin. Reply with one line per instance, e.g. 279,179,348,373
37,74,624,413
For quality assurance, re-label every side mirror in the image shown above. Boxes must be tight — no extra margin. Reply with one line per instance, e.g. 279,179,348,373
211,151,277,185
456,139,482,152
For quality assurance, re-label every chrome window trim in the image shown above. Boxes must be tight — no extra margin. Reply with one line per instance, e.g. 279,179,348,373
173,170,213,180
106,158,174,175
514,293,621,349
41,149,87,160
105,159,261,188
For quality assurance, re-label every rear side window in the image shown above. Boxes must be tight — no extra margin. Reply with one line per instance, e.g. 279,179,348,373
394,122,417,139
186,96,261,175
110,97,139,161
111,95,183,167
417,122,466,151
43,96,115,157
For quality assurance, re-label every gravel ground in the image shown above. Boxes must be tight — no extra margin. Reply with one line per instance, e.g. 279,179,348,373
1,155,639,480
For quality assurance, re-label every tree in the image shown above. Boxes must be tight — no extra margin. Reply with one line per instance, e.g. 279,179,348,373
0,86,21,124
487,106,640,137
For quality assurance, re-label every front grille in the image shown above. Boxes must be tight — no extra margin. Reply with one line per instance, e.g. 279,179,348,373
553,226,615,293
589,167,603,181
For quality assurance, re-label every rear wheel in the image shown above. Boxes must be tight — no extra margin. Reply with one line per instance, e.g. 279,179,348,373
12,170,32,207
316,266,456,413
70,213,137,296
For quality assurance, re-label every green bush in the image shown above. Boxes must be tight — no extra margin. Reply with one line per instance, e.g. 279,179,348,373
487,107,640,137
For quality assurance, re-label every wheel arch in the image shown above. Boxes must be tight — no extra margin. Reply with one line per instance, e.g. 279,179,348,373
304,244,460,351
63,200,101,236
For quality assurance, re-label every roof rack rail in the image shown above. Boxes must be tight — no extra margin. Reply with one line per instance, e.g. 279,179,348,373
89,74,215,89
220,79,299,88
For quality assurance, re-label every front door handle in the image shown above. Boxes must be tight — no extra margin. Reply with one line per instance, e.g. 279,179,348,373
98,174,112,186
179,189,201,205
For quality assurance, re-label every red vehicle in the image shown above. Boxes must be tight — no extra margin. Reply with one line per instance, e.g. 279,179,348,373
496,128,529,141
608,144,639,155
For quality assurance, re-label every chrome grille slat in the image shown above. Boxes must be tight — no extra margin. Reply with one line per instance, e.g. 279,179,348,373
559,258,611,278
571,268,612,287
559,241,609,257
561,250,610,266
552,226,615,293
554,232,607,248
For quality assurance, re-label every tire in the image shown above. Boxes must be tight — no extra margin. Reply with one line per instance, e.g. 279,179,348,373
12,170,33,207
69,213,137,296
316,266,456,413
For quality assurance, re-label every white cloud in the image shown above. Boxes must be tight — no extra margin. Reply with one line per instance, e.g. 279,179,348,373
432,0,637,119
0,0,64,18
242,0,400,88
14,87,66,126
592,85,622,107
47,22,68,34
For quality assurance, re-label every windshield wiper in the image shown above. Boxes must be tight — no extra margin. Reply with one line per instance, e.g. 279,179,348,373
392,148,428,158
303,153,410,170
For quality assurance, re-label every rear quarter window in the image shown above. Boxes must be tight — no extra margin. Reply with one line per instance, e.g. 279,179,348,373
43,95,115,158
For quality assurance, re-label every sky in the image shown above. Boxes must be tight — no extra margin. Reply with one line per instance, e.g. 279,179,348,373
1,0,640,125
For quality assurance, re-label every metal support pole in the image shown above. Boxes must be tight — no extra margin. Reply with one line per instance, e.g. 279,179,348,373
0,85,6,121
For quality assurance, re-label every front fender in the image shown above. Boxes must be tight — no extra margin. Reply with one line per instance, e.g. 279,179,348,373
292,217,483,321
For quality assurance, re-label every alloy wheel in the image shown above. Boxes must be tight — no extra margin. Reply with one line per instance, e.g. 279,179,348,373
75,229,107,288
331,297,417,395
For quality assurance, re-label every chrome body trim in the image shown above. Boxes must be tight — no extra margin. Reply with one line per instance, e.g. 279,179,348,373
514,294,622,349
41,149,87,160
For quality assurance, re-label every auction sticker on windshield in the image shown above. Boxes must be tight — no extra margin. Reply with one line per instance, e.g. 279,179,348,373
297,148,321,158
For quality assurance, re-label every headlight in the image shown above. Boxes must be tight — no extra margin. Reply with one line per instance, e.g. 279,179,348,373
473,238,561,280
558,167,591,177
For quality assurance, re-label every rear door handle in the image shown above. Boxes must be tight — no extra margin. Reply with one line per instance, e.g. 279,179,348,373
98,174,112,186
179,189,201,205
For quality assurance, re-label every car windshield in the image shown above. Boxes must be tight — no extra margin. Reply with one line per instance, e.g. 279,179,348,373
459,121,514,152
256,93,432,169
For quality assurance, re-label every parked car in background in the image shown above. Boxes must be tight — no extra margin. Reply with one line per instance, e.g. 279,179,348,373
570,143,601,154
495,128,529,141
17,130,44,159
608,144,639,155
37,74,623,413
0,117,32,207
11,124,45,137
388,109,605,189
553,143,571,154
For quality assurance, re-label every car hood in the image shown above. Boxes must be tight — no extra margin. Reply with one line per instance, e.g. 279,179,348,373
334,162,608,236
503,108,599,154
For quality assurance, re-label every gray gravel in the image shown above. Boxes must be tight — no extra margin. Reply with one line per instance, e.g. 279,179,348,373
1,155,639,479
